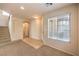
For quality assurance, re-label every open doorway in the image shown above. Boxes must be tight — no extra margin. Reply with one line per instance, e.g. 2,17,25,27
23,22,29,38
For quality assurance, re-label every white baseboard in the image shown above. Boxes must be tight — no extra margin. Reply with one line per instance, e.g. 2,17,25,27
44,42,76,56
11,39,21,42
29,36,41,40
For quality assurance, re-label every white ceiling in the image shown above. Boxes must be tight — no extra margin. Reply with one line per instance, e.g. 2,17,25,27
0,3,71,19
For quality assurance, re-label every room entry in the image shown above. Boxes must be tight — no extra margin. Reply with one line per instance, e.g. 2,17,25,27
23,22,29,38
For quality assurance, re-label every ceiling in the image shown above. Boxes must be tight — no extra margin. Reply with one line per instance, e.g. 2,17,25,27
0,3,71,19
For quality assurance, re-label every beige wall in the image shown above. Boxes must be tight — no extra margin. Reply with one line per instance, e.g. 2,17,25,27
29,17,42,40
9,16,23,41
78,4,79,55
43,4,78,55
0,9,9,26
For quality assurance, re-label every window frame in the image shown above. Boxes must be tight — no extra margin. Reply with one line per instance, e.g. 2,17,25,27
48,14,71,42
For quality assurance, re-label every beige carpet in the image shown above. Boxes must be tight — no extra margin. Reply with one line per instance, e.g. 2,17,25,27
0,40,72,56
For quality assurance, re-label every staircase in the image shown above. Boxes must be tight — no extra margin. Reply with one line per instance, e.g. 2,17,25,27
0,27,11,47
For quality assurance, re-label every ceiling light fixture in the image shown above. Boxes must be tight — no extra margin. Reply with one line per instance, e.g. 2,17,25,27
2,10,9,16
20,6,24,10
32,15,41,19
34,16,38,18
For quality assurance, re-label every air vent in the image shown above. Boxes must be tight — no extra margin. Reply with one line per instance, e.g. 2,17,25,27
45,3,53,7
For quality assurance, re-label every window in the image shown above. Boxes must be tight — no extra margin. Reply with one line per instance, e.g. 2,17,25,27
48,14,70,42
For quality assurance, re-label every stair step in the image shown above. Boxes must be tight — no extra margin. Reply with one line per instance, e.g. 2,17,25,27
0,35,10,37
0,33,9,36
0,29,8,30
0,40,11,47
0,39,10,43
0,34,9,36
0,30,9,31
0,35,9,36
0,34,9,35
0,37,10,39
0,37,9,39
0,27,11,46
0,38,10,40
0,28,9,30
0,32,9,34
0,33,9,34
0,33,9,35
0,30,9,33
0,37,9,38
0,27,8,29
0,30,9,32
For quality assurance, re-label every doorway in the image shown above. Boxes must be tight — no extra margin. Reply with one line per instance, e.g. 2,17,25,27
23,22,29,38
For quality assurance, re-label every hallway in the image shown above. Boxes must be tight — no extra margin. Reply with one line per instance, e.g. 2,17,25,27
0,3,79,56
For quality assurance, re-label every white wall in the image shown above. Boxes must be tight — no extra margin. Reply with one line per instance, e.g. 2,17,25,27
29,17,42,40
9,16,42,41
9,16,23,41
43,4,78,55
0,9,9,26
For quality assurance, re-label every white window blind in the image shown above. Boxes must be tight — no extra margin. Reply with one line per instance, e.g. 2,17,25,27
48,14,70,42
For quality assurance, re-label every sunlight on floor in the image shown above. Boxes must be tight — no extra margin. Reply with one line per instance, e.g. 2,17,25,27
22,37,44,49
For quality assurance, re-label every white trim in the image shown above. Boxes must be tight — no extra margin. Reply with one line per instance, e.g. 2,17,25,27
45,43,75,55
48,14,70,42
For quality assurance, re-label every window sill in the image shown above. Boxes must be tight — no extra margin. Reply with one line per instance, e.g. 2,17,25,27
48,36,70,42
